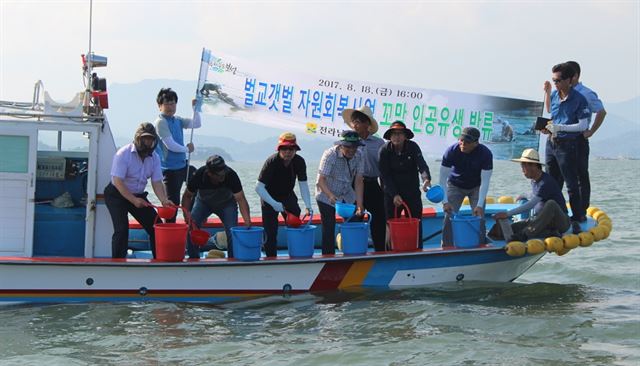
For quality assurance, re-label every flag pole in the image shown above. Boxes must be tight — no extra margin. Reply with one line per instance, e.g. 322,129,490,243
186,48,209,186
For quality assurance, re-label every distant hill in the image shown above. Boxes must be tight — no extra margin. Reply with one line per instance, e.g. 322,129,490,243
105,80,640,160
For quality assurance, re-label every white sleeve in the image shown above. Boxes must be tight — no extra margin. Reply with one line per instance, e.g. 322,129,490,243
160,135,188,153
477,169,492,207
439,165,452,203
255,181,283,212
299,180,312,209
506,196,540,216
183,110,202,129
558,118,589,132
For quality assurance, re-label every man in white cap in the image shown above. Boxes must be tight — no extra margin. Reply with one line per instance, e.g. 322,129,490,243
493,149,570,241
342,105,386,251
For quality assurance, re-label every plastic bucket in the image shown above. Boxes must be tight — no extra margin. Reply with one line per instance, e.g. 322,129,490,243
285,225,316,258
231,227,264,261
388,202,419,252
340,213,371,255
336,202,356,219
451,215,481,249
154,223,188,261
425,185,444,203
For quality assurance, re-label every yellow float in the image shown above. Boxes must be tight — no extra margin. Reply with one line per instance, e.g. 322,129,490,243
544,236,564,253
526,239,545,255
562,234,580,249
578,231,594,247
505,241,527,256
498,196,515,204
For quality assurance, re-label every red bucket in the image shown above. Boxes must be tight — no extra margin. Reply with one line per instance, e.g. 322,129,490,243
154,223,188,261
387,202,419,252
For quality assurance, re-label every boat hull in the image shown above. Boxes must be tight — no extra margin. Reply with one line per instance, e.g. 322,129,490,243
0,248,543,305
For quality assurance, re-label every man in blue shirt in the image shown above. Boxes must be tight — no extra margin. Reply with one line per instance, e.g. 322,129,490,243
543,63,591,229
493,149,570,241
544,61,606,215
439,127,493,247
154,88,201,222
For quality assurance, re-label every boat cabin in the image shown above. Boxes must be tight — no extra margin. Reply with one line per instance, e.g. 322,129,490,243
0,83,116,258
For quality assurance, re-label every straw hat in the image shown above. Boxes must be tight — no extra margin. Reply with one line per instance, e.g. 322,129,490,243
511,148,545,165
342,106,379,134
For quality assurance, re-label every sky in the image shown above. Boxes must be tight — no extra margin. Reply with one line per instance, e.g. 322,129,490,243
1,0,639,105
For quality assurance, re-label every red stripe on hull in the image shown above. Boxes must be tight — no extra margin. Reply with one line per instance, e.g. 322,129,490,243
310,261,354,291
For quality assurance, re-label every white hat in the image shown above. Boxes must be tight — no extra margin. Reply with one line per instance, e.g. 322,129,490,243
511,148,545,165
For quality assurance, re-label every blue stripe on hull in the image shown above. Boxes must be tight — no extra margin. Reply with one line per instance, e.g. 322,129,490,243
363,249,511,286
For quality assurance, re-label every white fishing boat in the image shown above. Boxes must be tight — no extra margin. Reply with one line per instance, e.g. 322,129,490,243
0,46,612,306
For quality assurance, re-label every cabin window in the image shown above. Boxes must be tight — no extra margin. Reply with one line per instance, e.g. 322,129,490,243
0,135,29,173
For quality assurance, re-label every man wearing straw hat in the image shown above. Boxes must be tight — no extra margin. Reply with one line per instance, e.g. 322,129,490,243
154,88,201,223
104,122,175,259
493,149,570,241
343,105,386,252
255,132,312,257
316,131,365,255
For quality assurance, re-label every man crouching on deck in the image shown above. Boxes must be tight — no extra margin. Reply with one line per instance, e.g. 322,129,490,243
104,122,175,259
181,155,251,259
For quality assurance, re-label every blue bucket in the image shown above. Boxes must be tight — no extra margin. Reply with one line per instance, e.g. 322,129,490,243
231,227,264,261
285,225,316,258
451,215,481,249
340,212,371,255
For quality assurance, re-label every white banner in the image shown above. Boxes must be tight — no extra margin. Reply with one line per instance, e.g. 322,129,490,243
196,48,543,160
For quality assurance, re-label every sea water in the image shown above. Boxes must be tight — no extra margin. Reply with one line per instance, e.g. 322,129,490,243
0,159,638,365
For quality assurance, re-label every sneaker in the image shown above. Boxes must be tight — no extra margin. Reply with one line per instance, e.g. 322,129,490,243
571,221,582,234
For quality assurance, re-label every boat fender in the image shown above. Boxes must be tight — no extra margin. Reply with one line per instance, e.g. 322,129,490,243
525,239,545,255
544,237,564,253
598,219,612,230
556,247,572,256
562,234,580,249
578,232,594,247
336,233,342,251
592,210,609,222
505,241,526,256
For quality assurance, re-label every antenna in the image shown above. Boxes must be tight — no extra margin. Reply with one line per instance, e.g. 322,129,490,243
82,0,109,113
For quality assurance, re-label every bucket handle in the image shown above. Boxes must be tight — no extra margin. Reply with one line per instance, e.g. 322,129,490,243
394,202,413,219
302,209,314,227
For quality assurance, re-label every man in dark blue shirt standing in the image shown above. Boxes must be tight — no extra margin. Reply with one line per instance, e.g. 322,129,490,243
439,127,493,247
493,149,570,241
